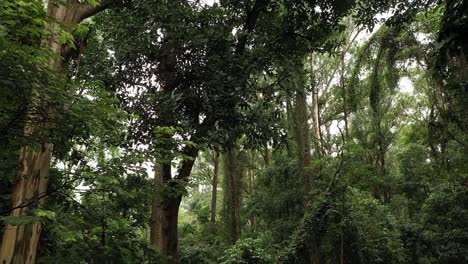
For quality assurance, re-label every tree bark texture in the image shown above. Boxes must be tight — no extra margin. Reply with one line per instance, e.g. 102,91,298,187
0,1,111,263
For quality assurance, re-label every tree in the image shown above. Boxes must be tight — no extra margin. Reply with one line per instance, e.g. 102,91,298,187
0,1,114,262
94,0,361,261
211,148,220,224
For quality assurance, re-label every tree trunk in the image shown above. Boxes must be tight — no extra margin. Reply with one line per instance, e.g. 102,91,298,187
263,143,270,166
290,59,312,208
151,146,198,263
340,56,350,138
248,151,256,227
210,149,220,224
311,89,322,156
151,161,182,264
150,161,164,249
295,86,312,208
310,55,323,157
160,196,182,264
222,147,242,243
0,145,52,264
0,2,110,263
151,178,183,264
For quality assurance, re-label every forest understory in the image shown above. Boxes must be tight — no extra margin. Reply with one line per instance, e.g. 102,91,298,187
0,0,467,263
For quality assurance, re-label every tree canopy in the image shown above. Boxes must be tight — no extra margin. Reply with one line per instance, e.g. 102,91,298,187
0,0,467,263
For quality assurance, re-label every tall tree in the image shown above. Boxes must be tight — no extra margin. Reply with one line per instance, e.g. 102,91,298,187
222,147,244,243
0,1,113,263
211,148,220,224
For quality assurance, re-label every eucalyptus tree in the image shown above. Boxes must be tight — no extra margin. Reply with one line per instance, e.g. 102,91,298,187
0,0,118,263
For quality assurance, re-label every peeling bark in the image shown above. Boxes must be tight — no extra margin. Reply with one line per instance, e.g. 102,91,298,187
0,145,52,264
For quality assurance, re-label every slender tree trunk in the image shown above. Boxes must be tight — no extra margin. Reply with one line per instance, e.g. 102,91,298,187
340,56,350,138
263,143,270,166
248,151,256,227
0,2,110,263
310,55,322,157
210,149,220,224
285,94,295,157
248,151,255,193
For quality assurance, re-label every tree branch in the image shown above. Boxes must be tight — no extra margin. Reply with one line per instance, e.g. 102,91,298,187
76,0,116,23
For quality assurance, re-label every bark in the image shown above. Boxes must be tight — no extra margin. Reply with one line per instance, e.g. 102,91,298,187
287,60,318,263
311,88,322,156
0,145,52,264
150,161,164,249
210,149,220,224
263,143,270,166
338,41,353,139
0,1,111,263
151,147,199,264
248,151,256,227
295,86,312,208
151,161,181,264
285,94,295,157
310,56,323,157
290,60,312,208
159,196,182,264
222,148,243,243
248,151,255,193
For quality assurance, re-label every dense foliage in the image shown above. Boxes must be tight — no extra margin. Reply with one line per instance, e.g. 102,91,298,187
0,0,466,263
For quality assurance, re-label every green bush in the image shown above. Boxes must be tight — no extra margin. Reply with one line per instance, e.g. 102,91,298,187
420,183,468,264
219,238,273,264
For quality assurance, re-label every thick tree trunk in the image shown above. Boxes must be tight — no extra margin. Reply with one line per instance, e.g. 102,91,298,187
0,2,110,263
151,162,181,264
291,60,312,208
151,182,182,264
0,145,52,264
295,87,312,208
150,161,164,249
222,148,242,243
160,196,182,264
210,149,219,224
151,147,198,263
